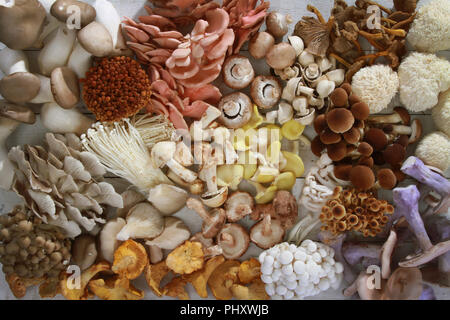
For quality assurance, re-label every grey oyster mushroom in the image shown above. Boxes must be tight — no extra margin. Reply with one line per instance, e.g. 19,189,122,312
8,133,123,238
147,184,188,216
145,217,191,250
71,234,97,270
0,0,47,50
99,217,126,263
0,205,71,279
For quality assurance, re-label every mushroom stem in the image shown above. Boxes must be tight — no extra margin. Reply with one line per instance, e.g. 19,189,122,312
148,245,163,264
367,107,410,124
261,214,272,237
28,75,55,104
186,198,213,225
380,229,397,279
328,53,351,68
342,242,382,266
41,102,93,136
67,42,93,79
0,117,20,190
306,4,325,24
381,25,406,37
0,48,29,75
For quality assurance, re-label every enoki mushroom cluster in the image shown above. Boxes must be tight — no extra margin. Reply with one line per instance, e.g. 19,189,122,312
319,187,394,237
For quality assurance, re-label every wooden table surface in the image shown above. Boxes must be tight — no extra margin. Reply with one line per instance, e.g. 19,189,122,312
0,0,448,300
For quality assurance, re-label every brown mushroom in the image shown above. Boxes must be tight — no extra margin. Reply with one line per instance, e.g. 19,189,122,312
265,43,296,70
224,192,254,222
250,214,284,249
349,165,375,190
313,114,327,134
51,0,96,28
0,100,36,124
186,198,226,238
330,88,348,107
376,168,397,190
311,135,326,157
334,164,352,181
365,128,388,151
217,223,250,259
218,92,253,129
0,73,40,104
294,16,330,57
249,32,275,59
320,127,342,145
327,140,348,161
266,12,292,38
382,267,423,300
250,76,281,110
326,108,355,133
343,127,361,144
222,55,254,90
351,102,370,121
50,67,80,109
272,190,298,230
367,107,410,125
383,143,406,167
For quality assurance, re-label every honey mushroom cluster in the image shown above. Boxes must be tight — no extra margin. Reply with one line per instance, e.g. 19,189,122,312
0,206,71,298
319,187,394,237
146,242,268,300
82,56,152,122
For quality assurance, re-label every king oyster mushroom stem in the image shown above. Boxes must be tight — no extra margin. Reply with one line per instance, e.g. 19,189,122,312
67,21,114,79
41,102,93,136
222,55,255,90
0,48,40,104
147,184,188,216
151,141,197,183
218,92,253,129
93,0,131,56
38,26,77,76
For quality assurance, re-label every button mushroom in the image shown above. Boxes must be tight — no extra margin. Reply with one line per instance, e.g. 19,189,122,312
186,198,226,238
218,92,253,129
249,32,275,59
0,0,46,50
266,43,297,70
222,55,255,89
265,11,293,38
217,223,250,259
250,76,281,110
250,214,285,249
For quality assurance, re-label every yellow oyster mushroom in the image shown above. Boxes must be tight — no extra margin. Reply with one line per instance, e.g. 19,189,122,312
250,182,278,204
281,120,305,141
266,140,282,165
238,151,258,180
217,165,244,190
243,105,263,131
281,151,305,178
251,166,279,184
273,171,296,190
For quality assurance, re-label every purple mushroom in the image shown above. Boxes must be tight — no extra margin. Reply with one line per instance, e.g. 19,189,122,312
343,242,381,268
425,216,450,287
419,284,436,300
393,185,450,268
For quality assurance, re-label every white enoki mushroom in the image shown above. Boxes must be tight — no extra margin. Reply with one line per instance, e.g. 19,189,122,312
81,120,172,194
130,114,175,149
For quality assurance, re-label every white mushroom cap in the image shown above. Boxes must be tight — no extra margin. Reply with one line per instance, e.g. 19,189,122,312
77,21,113,57
116,202,164,240
217,223,250,259
251,75,282,110
224,191,254,222
218,92,253,129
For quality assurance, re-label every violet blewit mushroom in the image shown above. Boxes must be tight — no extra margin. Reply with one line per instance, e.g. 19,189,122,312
342,242,382,269
393,185,450,268
401,156,450,215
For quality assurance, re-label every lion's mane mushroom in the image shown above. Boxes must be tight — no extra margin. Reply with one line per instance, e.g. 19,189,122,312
116,202,164,241
217,223,250,259
249,32,275,59
415,132,450,172
218,92,253,129
432,89,450,136
0,206,71,282
9,132,122,238
351,65,399,114
251,76,281,110
259,241,344,300
224,191,254,222
186,198,226,239
407,0,450,53
222,55,255,89
0,0,46,50
398,52,450,112
72,234,97,271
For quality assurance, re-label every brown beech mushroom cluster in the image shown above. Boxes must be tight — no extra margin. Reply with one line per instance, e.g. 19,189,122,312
319,187,394,237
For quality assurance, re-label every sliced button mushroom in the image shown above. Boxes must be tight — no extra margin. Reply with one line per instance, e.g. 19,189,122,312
302,63,322,84
72,234,97,271
225,191,254,222
186,198,226,238
50,0,96,28
250,76,281,110
218,92,253,129
217,223,250,259
222,55,255,90
249,32,275,59
250,214,285,249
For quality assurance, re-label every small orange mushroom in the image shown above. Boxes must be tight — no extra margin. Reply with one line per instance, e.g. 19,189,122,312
112,239,148,280
162,276,189,300
238,258,261,285
166,241,205,275
89,276,144,300
183,255,225,298
144,260,171,297
207,260,240,300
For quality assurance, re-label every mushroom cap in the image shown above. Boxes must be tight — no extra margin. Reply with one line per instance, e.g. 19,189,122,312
222,55,254,89
340,83,352,96
393,106,411,125
266,12,291,38
0,100,36,124
0,72,40,104
415,131,450,172
249,32,275,59
217,223,250,259
351,102,370,121
77,21,113,57
50,67,80,109
365,128,388,151
327,140,348,161
343,127,361,144
72,234,97,271
151,141,177,166
0,0,46,50
377,168,397,190
334,164,352,181
225,191,254,222
357,142,373,157
250,215,285,249
311,135,326,157
202,208,226,238
272,190,298,230
218,92,253,128
326,108,355,133
250,76,281,109
313,114,327,134
201,186,229,208
265,43,296,70
320,127,342,144
350,165,375,190
330,88,348,107
146,217,191,250
383,267,423,300
358,156,374,168
51,0,96,28
432,89,450,136
383,143,406,166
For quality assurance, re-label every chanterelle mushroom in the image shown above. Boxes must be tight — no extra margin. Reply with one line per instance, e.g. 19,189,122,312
217,223,250,259
251,76,281,110
222,55,255,90
218,92,253,129
0,0,46,50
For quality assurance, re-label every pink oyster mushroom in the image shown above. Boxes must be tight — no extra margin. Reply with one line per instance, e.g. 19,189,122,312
147,1,220,25
223,0,270,53
165,8,235,89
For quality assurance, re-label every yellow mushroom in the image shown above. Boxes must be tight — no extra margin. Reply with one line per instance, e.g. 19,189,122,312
281,151,305,178
281,120,305,140
273,171,296,190
238,151,258,180
217,165,244,190
251,166,279,184
250,182,278,204
243,105,264,130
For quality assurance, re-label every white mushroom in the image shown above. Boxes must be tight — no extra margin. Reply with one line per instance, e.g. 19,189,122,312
147,184,188,216
325,69,345,86
40,102,93,135
99,217,126,263
145,217,191,250
316,79,335,98
288,36,304,56
278,102,294,124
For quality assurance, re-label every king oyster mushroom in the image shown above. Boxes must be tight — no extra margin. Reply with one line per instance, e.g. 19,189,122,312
50,0,96,28
218,92,253,129
0,0,46,50
222,55,255,90
251,76,282,110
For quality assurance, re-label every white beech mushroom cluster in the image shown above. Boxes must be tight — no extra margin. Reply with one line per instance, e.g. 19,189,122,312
259,241,343,300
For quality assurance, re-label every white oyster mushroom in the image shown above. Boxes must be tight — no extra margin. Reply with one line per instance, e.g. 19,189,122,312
99,217,126,263
148,184,188,216
145,217,191,250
